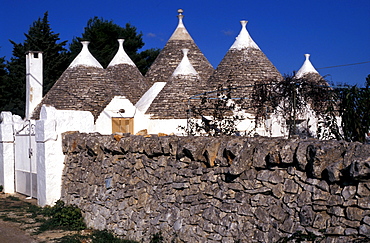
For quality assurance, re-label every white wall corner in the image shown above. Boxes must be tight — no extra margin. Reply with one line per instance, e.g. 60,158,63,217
0,111,15,193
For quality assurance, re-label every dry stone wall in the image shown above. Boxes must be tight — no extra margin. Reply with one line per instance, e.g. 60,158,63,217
61,132,370,242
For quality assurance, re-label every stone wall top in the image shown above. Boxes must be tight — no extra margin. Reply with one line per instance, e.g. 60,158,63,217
63,133,370,184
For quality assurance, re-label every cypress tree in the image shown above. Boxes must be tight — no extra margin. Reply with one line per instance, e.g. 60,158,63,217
4,12,69,117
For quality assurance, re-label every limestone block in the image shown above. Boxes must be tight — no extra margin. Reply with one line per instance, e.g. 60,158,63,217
342,185,356,200
202,138,221,167
143,136,162,157
350,158,370,181
297,191,312,207
326,226,345,235
344,228,358,235
359,224,370,237
295,140,314,170
283,178,299,193
327,206,345,217
313,212,330,229
306,141,346,179
346,207,364,221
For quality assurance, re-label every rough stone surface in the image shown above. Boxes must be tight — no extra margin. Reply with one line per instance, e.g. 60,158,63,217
61,133,370,242
32,64,148,121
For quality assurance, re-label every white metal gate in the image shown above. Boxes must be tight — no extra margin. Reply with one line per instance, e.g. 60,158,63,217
14,121,37,198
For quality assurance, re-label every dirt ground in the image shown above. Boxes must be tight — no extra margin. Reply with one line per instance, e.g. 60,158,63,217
0,193,78,243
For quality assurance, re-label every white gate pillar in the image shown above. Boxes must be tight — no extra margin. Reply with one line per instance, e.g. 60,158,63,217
0,112,15,193
35,107,59,206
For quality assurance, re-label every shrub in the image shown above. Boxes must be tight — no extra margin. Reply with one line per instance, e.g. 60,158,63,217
39,200,86,232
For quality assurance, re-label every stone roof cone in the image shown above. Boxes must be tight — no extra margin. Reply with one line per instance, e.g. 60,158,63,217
145,9,214,87
106,39,149,105
146,49,204,119
208,21,282,94
32,42,142,120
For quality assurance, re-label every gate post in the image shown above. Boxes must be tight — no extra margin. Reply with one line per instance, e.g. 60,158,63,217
0,111,15,193
35,107,58,206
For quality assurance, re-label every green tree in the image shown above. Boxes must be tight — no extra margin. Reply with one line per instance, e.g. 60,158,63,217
336,75,370,143
0,55,10,112
69,17,160,74
4,12,69,117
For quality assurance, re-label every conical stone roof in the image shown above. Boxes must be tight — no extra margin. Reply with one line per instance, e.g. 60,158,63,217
31,65,109,120
32,41,148,120
106,39,149,105
146,49,205,119
145,9,214,87
208,21,282,93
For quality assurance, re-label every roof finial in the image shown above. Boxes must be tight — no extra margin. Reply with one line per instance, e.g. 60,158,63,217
295,53,319,78
169,8,192,40
172,48,198,76
177,9,184,26
240,20,248,28
230,20,260,50
68,41,103,68
107,39,136,67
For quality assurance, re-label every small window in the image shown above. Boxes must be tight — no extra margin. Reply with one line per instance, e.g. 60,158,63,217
34,53,39,58
112,118,134,134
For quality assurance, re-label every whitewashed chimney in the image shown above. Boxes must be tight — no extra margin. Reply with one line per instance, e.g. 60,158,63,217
26,51,43,119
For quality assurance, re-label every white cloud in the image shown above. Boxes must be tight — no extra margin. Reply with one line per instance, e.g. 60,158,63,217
222,30,234,36
147,33,156,38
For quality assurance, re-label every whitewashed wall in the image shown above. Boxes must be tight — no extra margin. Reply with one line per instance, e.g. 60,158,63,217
36,106,94,206
0,112,15,193
147,119,188,135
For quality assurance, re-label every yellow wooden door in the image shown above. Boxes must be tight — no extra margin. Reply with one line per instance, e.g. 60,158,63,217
112,118,134,134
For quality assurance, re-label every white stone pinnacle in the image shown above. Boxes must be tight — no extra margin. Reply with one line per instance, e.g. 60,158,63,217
108,39,136,67
295,54,319,78
230,20,260,50
172,49,198,76
69,41,103,68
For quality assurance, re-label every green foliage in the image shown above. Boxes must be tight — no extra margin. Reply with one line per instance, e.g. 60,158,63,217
150,232,164,243
3,12,69,117
69,17,160,73
182,84,245,136
253,74,335,138
335,75,370,143
184,74,335,138
276,230,323,242
38,200,86,232
0,55,8,106
56,230,138,243
90,230,138,243
0,184,3,192
7,195,21,201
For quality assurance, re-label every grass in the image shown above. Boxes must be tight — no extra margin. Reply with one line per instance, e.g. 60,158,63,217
55,230,139,243
0,195,142,242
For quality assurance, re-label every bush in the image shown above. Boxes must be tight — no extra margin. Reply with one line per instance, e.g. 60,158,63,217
56,229,138,243
39,200,86,232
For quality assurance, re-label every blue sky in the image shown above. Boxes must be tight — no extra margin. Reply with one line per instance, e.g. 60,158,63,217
1,0,369,86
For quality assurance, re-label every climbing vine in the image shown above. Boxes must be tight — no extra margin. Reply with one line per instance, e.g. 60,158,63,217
183,73,338,138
